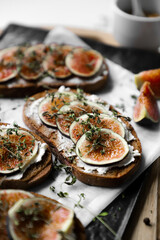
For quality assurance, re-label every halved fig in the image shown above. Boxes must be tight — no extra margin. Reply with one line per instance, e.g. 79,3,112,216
65,47,103,77
76,128,129,165
20,44,46,80
56,101,108,136
8,197,74,240
0,46,23,82
0,128,39,174
0,189,33,240
135,68,160,99
43,45,72,79
70,113,125,143
133,82,159,123
38,91,77,127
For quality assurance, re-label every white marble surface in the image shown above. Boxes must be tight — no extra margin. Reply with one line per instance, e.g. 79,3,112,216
0,0,115,33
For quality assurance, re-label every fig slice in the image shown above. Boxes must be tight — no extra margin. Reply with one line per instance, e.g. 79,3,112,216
43,45,72,79
56,101,108,136
135,68,160,99
0,64,18,83
133,82,159,123
20,44,46,80
0,46,23,82
8,197,74,240
38,91,77,127
0,128,39,174
65,47,103,77
76,128,129,165
0,189,34,239
70,113,125,144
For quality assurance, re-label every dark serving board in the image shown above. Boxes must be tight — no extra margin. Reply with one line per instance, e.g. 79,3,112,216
0,24,158,240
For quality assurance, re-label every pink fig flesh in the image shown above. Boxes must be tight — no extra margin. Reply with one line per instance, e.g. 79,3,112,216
133,82,159,123
135,68,160,99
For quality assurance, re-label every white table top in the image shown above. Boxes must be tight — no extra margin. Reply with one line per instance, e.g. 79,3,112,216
0,0,115,33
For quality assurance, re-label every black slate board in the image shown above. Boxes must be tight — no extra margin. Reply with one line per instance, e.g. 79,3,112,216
0,24,157,240
81,37,160,74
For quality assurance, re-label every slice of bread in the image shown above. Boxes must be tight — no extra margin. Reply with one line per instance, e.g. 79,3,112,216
0,189,86,240
23,89,142,187
0,44,108,98
0,123,52,189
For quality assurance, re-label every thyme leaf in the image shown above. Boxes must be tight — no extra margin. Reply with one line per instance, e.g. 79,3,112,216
57,191,69,198
74,193,85,209
64,175,76,185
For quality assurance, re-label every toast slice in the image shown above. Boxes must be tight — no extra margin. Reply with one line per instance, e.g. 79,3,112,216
0,123,52,189
0,44,108,97
0,189,86,240
23,89,142,187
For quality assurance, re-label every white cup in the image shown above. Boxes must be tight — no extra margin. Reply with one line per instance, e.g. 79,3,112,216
113,0,160,50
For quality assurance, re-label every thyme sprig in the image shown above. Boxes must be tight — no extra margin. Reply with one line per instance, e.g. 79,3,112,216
50,187,120,239
50,187,85,209
76,88,87,101
85,127,106,151
28,59,42,72
53,158,77,186
0,142,22,161
0,135,22,161
74,193,85,208
95,215,119,239
57,191,69,198
64,174,77,185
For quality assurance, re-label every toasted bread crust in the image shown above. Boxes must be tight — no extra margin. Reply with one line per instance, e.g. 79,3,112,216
23,89,142,187
0,123,52,189
0,61,108,98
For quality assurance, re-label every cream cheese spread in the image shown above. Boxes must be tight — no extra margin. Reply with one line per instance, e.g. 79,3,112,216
76,145,140,175
24,86,141,175
25,97,44,126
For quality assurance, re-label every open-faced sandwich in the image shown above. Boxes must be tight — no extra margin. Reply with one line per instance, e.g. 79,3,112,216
0,123,52,189
0,44,108,97
0,189,86,240
23,87,142,187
